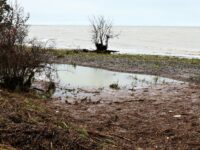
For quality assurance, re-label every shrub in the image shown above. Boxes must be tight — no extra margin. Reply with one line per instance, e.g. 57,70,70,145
90,16,119,51
0,1,52,91
109,82,120,90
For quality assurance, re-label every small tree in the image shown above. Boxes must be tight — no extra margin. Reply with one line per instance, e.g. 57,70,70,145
90,16,118,51
0,1,52,91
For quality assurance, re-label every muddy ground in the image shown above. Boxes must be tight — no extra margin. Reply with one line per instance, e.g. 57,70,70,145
1,52,200,149
51,51,200,149
52,83,200,150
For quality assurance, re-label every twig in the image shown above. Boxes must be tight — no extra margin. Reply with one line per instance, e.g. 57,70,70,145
88,131,133,143
109,133,133,143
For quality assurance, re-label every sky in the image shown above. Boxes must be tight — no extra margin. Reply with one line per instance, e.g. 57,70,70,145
17,0,200,26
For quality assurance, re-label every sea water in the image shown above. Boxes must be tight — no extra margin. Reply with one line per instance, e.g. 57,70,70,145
29,25,200,58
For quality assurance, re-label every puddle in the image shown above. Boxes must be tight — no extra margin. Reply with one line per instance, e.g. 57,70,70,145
53,64,181,88
35,64,183,103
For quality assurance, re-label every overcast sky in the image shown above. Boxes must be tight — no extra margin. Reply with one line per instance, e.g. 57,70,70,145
17,0,200,26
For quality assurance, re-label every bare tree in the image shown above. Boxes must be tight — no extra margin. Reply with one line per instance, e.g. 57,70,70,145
90,16,118,51
0,0,11,23
0,1,29,46
0,1,52,91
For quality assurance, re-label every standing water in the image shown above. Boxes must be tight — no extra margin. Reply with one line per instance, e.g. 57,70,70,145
53,64,180,89
35,64,183,102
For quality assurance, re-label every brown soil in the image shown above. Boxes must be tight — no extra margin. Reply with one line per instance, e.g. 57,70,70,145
52,83,200,150
1,82,200,149
0,90,113,150
1,52,200,149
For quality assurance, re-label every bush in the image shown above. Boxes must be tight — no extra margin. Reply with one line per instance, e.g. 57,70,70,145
0,1,51,91
109,82,120,90
90,16,118,51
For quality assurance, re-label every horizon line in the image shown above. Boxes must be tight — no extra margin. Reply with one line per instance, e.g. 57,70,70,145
29,24,200,28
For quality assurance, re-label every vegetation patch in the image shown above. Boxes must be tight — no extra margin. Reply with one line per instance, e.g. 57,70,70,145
109,83,120,90
0,90,113,150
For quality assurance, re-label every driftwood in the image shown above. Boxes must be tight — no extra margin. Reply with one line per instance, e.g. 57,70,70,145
94,50,118,54
88,131,133,143
81,49,118,54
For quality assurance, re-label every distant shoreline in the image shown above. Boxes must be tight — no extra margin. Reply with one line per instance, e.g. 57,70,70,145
29,24,200,28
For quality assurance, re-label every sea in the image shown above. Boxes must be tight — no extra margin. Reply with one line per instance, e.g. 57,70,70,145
29,25,200,58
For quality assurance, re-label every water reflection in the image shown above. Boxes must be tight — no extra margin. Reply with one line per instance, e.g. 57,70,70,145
54,64,181,89
35,64,183,102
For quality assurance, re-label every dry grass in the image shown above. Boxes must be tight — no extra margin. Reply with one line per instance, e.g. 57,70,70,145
0,90,112,150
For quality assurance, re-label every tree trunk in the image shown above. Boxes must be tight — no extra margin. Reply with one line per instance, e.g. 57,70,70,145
95,43,108,51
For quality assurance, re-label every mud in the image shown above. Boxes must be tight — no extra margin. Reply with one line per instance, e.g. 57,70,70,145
52,83,200,149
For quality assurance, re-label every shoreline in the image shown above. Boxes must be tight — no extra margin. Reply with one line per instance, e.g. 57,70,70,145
50,49,200,83
48,47,200,59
